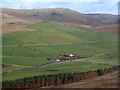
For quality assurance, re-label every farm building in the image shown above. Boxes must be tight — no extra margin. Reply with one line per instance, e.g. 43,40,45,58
69,54,74,57
47,53,86,62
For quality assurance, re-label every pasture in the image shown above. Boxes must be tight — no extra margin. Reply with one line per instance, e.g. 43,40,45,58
2,21,118,81
3,61,111,81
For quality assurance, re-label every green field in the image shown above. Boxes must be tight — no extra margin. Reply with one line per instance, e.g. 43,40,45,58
3,66,26,73
3,61,111,81
35,61,111,72
2,21,118,81
83,52,118,65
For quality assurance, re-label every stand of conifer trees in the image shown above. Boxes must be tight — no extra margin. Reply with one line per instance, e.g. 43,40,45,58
2,66,118,89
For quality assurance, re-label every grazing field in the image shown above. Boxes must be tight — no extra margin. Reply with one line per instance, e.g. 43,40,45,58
3,61,111,81
83,52,118,66
35,61,111,72
2,66,27,74
3,57,48,66
3,21,118,45
2,21,118,81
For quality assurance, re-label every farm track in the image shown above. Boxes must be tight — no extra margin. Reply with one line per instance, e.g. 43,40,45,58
1,41,99,47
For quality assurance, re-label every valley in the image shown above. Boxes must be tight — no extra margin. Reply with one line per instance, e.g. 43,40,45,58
1,8,119,88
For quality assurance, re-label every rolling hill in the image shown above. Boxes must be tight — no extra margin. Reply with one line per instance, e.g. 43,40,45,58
2,8,118,27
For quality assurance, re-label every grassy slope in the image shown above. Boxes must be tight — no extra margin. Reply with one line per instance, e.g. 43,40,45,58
3,66,25,73
83,52,118,65
3,61,111,81
3,57,48,66
2,21,118,80
36,61,110,72
3,21,118,65
3,21,118,44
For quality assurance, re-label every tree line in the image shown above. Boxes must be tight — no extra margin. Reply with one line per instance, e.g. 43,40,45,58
2,66,118,89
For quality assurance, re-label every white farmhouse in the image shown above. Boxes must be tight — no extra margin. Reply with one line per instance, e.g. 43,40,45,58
56,59,60,62
69,54,74,57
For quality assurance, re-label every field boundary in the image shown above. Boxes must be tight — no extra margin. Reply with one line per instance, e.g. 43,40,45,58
1,41,99,47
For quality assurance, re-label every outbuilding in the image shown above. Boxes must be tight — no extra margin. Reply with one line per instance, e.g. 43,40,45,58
56,59,60,62
69,54,74,57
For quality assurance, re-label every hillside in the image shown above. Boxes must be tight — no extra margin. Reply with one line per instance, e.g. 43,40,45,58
2,13,25,24
2,8,118,27
95,24,119,34
2,11,36,34
64,23,119,34
2,21,118,81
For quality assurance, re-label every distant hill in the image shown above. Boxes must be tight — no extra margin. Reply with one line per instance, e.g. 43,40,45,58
95,24,119,34
2,8,118,27
86,14,118,26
